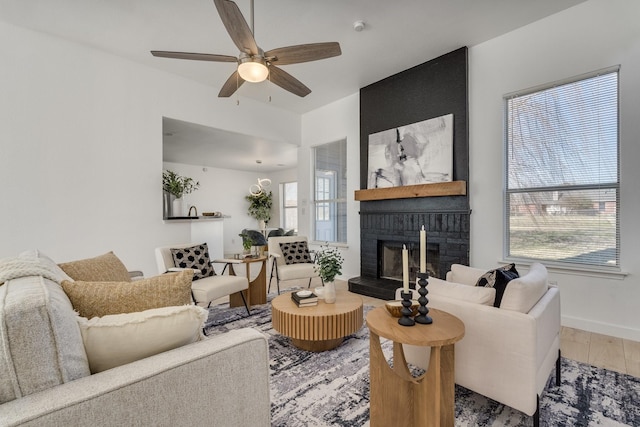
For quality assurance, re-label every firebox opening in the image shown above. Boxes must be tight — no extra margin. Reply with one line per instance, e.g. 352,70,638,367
378,241,439,284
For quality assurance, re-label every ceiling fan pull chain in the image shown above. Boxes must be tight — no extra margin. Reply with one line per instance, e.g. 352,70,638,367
236,71,240,106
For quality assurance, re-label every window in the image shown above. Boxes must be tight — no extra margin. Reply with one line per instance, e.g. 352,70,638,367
313,140,347,243
281,181,298,232
505,67,619,268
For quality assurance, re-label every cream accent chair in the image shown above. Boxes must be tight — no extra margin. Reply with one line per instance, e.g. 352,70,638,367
396,263,560,427
155,243,250,313
267,236,321,294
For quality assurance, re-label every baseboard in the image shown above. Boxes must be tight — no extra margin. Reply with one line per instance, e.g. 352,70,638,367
562,314,640,341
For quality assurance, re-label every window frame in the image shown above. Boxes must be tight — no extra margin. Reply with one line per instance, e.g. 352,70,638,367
280,181,298,233
503,66,621,272
312,139,347,244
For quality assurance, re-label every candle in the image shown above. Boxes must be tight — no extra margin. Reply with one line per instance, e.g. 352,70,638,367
402,244,409,293
420,225,426,273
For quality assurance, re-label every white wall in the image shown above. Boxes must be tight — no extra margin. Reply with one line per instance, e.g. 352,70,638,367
3,0,639,340
468,0,640,340
301,93,360,279
162,162,296,253
298,1,640,340
0,20,300,276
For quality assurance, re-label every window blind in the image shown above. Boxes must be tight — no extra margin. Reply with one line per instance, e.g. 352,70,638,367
505,68,619,268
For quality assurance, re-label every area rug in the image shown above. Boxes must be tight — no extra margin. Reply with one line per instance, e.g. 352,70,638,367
204,300,640,427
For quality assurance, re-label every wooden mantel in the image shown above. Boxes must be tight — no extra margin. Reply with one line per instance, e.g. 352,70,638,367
354,181,466,201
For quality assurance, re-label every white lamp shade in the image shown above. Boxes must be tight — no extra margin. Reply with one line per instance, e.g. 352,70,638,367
238,61,269,83
258,178,271,188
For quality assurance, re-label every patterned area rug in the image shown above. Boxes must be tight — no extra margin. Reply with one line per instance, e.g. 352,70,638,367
204,300,640,427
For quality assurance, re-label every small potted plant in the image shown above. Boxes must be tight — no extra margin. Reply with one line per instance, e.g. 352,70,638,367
239,231,253,256
239,229,268,257
315,245,344,304
245,191,273,230
163,170,199,217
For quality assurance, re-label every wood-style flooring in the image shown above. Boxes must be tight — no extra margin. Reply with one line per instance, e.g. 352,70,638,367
332,279,640,378
219,276,640,378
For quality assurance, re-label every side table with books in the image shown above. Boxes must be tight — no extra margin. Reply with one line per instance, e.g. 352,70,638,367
272,290,364,352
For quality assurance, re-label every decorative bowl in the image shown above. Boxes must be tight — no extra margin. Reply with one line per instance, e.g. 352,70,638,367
296,290,312,298
385,300,419,318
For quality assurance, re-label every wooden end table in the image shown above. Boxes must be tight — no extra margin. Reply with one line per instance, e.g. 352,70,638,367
272,290,363,352
215,256,267,308
366,307,464,427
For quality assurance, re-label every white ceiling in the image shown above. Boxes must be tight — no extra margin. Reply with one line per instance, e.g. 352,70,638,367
162,117,298,172
0,0,585,171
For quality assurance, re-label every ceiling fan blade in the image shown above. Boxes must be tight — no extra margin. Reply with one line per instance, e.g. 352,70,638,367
218,70,245,97
268,65,311,97
213,0,259,55
151,50,237,62
265,42,341,65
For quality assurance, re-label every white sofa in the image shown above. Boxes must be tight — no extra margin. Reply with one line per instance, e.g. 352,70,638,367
0,251,270,427
397,263,560,427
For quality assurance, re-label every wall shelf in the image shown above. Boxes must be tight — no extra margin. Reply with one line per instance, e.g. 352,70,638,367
354,181,467,201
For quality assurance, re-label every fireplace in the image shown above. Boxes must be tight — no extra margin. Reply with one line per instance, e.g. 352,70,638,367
348,209,470,300
379,240,440,282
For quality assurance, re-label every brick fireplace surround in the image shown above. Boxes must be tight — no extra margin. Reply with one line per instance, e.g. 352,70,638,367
348,47,470,301
348,202,470,301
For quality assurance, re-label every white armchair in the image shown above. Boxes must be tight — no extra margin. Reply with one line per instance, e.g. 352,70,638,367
395,263,560,427
267,236,321,294
155,243,250,313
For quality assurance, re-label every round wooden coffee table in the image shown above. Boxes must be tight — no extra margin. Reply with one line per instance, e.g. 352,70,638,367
272,290,363,352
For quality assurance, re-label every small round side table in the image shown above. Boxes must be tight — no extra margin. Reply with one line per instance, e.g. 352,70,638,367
366,306,465,427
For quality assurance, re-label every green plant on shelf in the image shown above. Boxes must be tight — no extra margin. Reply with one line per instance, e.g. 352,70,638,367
163,170,200,198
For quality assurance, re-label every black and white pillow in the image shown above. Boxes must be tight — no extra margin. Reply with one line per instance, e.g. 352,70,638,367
279,241,312,265
170,243,215,281
476,263,519,308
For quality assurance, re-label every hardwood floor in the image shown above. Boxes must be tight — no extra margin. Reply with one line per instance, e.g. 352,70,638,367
561,326,640,377
335,280,640,378
261,278,640,378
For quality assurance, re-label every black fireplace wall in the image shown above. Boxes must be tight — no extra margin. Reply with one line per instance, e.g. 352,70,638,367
351,47,470,298
359,47,470,189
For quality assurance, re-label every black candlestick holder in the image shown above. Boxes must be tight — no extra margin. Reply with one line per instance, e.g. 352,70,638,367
415,272,433,324
398,291,415,326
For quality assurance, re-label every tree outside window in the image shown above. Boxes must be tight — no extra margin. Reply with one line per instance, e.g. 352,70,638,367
505,67,619,268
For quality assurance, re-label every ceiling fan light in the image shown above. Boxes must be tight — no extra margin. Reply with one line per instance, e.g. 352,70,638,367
238,59,269,83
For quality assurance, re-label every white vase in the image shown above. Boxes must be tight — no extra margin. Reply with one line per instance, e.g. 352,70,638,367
172,197,185,217
324,281,336,304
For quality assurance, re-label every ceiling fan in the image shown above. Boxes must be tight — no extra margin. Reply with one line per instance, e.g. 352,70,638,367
151,0,341,98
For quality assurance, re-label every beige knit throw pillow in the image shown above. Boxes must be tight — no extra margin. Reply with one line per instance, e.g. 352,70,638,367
61,270,193,319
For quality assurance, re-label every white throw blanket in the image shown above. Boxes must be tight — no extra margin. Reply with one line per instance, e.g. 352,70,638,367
0,251,65,285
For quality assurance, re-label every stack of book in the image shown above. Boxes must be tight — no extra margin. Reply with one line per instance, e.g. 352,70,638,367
291,291,318,307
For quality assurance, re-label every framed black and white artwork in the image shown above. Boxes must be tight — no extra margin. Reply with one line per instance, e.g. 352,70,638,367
367,113,453,189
